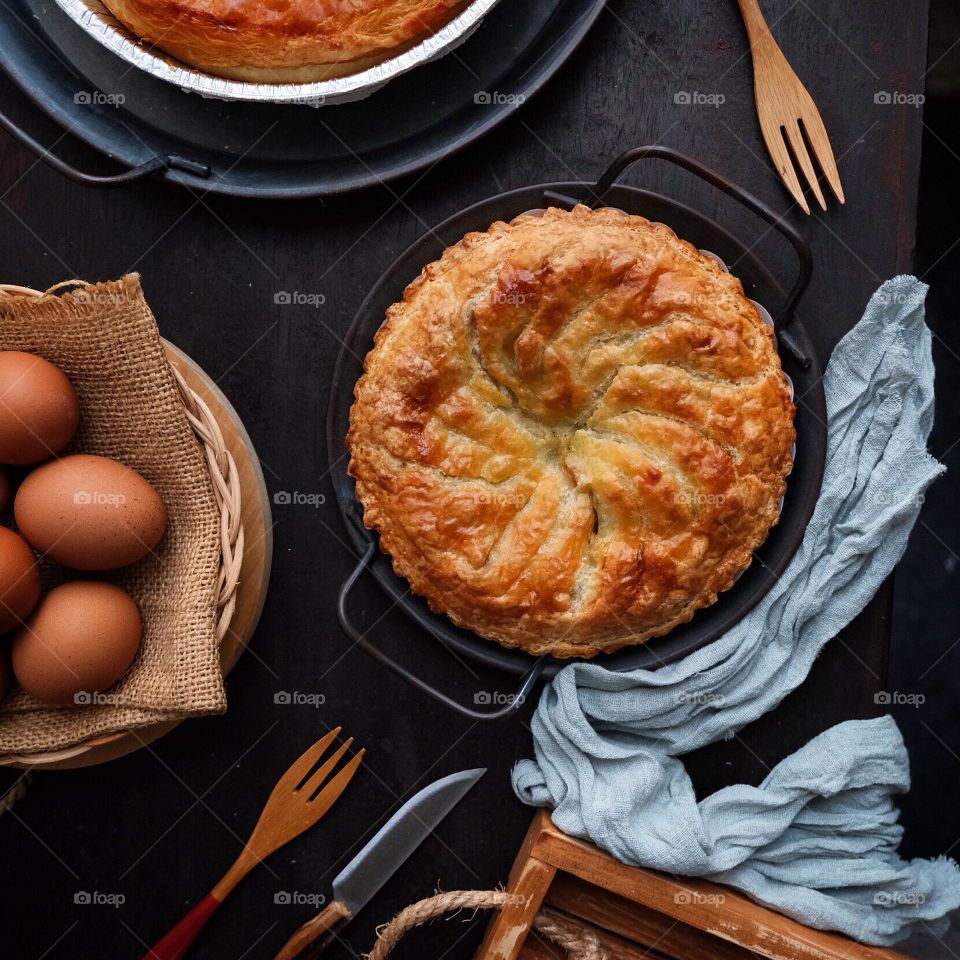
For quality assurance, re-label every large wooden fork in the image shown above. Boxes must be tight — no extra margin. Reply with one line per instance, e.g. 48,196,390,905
736,0,845,213
143,728,365,960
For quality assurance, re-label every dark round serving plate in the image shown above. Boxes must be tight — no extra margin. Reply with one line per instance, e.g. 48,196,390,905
329,147,827,716
0,0,605,198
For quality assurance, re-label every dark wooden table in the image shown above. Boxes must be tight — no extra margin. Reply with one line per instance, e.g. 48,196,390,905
0,2,929,958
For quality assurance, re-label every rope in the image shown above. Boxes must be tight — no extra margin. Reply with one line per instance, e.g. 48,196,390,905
534,909,607,960
365,890,608,960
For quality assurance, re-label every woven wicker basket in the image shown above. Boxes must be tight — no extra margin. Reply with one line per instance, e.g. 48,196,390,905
0,282,246,766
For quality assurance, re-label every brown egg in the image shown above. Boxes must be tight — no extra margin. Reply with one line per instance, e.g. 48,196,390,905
0,352,79,464
0,526,40,632
15,454,167,570
12,581,142,706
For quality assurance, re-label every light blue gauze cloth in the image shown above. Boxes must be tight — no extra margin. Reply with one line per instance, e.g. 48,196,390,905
512,276,960,946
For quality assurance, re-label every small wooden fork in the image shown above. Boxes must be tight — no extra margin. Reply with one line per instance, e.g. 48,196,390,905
143,728,365,960
736,0,845,213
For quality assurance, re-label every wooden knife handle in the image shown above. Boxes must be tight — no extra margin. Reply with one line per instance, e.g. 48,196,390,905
273,900,353,960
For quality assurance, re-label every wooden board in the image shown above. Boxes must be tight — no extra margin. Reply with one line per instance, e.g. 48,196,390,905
480,811,910,960
3,340,273,769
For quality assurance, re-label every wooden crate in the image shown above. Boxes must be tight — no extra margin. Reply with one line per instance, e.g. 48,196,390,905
478,810,910,960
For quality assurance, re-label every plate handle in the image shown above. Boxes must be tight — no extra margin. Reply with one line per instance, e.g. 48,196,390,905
338,540,548,721
588,145,813,347
0,107,210,188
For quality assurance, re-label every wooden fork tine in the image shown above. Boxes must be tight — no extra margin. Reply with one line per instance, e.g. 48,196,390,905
271,727,341,797
783,120,827,211
298,738,353,799
737,0,844,212
798,106,845,204
309,749,365,815
757,114,809,214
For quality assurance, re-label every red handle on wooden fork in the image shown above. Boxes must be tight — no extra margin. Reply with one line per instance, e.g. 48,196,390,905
142,894,222,960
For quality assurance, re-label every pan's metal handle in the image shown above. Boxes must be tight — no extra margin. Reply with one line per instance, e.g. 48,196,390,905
588,145,813,346
0,107,210,188
338,541,548,721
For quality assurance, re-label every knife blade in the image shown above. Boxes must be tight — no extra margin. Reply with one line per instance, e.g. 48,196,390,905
273,767,485,960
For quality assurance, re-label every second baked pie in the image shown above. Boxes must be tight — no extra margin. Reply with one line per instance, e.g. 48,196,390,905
348,205,795,658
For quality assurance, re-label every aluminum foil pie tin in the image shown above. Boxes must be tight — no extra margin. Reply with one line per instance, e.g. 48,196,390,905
51,0,502,105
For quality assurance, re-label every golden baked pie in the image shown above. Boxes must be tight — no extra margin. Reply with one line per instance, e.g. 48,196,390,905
348,205,795,658
100,0,469,83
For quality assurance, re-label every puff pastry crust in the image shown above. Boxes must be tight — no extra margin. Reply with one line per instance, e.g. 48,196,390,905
348,205,795,658
100,0,468,82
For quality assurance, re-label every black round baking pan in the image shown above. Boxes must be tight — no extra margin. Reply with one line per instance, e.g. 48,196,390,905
329,146,826,720
0,0,606,198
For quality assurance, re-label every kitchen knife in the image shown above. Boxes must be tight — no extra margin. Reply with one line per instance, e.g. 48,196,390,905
273,767,485,960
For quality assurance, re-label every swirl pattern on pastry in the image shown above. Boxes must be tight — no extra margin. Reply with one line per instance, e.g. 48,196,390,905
348,205,795,658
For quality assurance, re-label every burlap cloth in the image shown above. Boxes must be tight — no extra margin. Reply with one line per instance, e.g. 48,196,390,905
0,275,225,754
